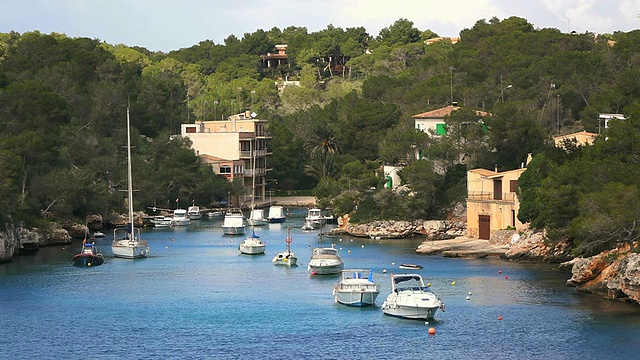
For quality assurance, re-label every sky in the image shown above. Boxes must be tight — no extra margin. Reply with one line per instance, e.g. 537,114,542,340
1,0,639,52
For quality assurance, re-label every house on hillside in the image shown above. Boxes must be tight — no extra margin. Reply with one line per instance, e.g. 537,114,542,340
553,131,597,148
412,103,489,138
466,159,530,240
260,44,289,69
180,111,271,204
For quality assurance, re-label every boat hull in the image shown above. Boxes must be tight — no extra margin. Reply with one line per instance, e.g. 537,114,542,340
334,290,379,307
72,254,104,267
111,240,149,259
223,226,246,235
272,252,298,266
171,219,191,226
267,217,286,223
381,293,443,320
248,219,268,226
308,262,343,275
239,236,265,255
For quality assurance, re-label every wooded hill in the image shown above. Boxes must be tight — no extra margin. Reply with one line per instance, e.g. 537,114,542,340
1,17,639,255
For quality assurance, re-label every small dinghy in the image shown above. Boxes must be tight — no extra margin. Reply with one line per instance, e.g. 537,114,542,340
398,263,423,270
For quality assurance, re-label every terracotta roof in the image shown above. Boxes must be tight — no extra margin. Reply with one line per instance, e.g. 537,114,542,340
200,154,225,162
412,105,489,119
553,131,597,141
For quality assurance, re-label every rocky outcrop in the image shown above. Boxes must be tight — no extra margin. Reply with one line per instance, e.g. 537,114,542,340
334,216,466,239
16,227,41,255
0,224,18,263
41,226,72,246
564,247,640,304
502,230,573,263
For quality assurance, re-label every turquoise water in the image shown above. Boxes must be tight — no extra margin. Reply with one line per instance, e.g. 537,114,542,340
1,208,639,359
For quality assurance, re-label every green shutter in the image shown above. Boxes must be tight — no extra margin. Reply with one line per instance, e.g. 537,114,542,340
436,123,447,135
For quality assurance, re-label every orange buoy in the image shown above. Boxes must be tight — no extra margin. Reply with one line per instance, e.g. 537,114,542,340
428,327,436,335
504,276,509,280
498,270,502,274
312,271,317,275
498,315,503,321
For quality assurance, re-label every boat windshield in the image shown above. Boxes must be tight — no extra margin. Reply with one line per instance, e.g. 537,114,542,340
315,248,338,256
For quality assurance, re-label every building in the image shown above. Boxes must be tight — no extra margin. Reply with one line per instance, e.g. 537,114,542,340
383,165,402,189
598,113,625,133
181,111,271,204
465,161,529,240
412,103,488,137
553,131,597,148
425,37,459,45
260,44,289,69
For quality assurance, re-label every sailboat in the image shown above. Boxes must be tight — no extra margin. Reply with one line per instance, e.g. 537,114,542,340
111,107,150,259
239,140,266,255
272,227,297,266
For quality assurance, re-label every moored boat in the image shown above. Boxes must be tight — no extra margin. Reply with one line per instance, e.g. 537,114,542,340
111,107,150,259
272,227,297,266
267,205,286,223
248,208,268,226
150,216,171,228
305,208,325,228
398,263,423,270
171,209,191,226
333,269,380,306
73,240,104,267
187,205,202,220
381,274,445,320
222,208,246,235
308,246,344,275
239,230,266,255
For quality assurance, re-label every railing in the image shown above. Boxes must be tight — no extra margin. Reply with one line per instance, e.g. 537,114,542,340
245,168,266,176
467,191,517,202
239,149,267,158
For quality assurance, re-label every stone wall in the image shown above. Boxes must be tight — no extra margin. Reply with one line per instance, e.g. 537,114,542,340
333,217,466,239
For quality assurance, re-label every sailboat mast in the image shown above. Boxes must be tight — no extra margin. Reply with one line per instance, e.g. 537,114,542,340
126,107,135,236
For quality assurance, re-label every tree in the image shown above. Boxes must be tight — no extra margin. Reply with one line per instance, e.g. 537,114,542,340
304,124,340,179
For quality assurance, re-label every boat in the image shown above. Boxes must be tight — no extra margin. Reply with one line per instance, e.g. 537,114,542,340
111,107,150,259
305,208,326,228
150,216,171,228
187,204,202,220
267,205,286,223
381,274,445,320
92,231,105,238
308,245,344,275
222,208,246,235
272,227,297,266
72,239,104,267
171,208,191,226
248,208,268,226
301,220,315,231
333,269,380,306
238,230,266,255
206,209,224,218
398,263,423,270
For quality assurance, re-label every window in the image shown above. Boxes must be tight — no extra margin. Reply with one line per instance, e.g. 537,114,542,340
185,126,197,133
510,180,517,193
220,166,231,174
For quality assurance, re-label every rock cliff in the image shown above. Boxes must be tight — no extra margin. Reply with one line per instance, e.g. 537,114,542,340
563,246,640,304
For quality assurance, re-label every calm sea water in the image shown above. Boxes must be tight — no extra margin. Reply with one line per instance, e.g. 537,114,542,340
1,208,639,360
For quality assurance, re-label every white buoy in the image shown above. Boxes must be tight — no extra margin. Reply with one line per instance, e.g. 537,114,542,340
361,244,365,248
468,291,472,295
383,269,387,273
466,296,470,301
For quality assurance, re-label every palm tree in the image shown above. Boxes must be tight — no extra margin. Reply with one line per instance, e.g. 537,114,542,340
304,125,339,179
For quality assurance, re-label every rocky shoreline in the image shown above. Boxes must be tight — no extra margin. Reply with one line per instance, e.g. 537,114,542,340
332,217,639,306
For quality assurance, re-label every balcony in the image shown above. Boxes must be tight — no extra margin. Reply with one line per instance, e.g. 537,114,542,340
467,191,517,202
240,149,268,158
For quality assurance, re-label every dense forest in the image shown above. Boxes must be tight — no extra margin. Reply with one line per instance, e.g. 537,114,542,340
1,17,639,255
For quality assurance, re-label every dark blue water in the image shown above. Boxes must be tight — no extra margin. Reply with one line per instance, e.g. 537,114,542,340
1,208,639,359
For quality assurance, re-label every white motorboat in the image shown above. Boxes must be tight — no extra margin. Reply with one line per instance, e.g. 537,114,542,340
239,230,266,255
187,205,202,220
333,269,380,307
301,220,315,231
222,208,245,235
398,263,423,270
381,274,445,320
206,209,223,218
171,209,191,226
111,107,149,259
305,208,326,228
267,205,286,223
272,227,297,266
308,246,344,275
150,216,171,228
248,208,268,226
